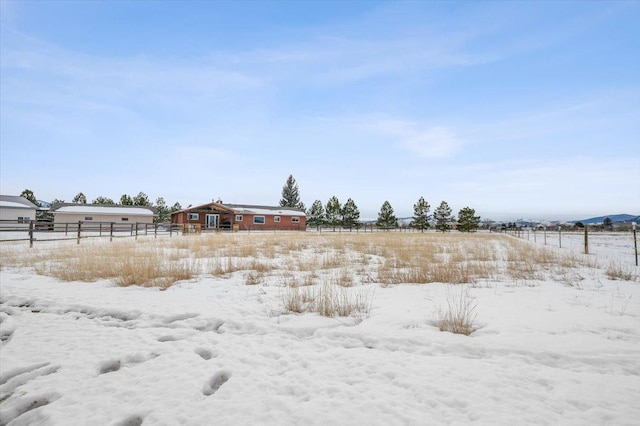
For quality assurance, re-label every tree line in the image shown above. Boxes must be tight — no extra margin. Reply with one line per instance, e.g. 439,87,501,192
279,175,481,232
18,174,481,232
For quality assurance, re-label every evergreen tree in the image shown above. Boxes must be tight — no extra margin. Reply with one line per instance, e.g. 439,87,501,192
341,198,361,231
325,196,342,231
411,196,431,232
92,196,114,205
457,207,481,233
279,175,305,210
72,192,87,204
433,201,453,233
307,200,325,230
120,194,133,205
20,189,39,206
133,192,151,206
50,198,65,206
170,202,182,213
155,197,170,223
603,217,613,230
376,201,397,230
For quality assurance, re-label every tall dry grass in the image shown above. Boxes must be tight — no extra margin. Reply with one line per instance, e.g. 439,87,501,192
0,231,595,292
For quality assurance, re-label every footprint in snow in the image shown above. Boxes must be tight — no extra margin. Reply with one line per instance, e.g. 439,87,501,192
99,359,121,375
194,348,215,360
202,370,231,396
113,414,144,426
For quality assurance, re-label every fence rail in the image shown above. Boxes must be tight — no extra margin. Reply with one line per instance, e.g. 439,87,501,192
0,220,186,247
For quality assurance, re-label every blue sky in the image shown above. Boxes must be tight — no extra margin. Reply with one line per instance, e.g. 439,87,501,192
1,1,638,221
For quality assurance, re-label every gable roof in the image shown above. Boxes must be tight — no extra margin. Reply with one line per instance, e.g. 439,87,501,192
50,204,155,216
175,202,305,217
0,195,38,210
226,204,305,217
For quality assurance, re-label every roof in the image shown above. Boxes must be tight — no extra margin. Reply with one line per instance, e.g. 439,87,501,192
0,195,38,210
50,204,155,216
175,202,305,217
226,204,305,217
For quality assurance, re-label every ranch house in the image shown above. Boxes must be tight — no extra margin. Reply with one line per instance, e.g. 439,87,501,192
171,202,306,231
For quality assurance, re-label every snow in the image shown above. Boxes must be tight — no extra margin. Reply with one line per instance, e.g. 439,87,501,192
0,201,34,209
1,233,638,425
53,206,153,216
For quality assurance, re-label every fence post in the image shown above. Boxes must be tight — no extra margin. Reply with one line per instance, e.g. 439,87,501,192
558,226,562,249
145,224,148,236
544,226,547,245
109,222,114,242
29,220,34,248
131,223,134,236
99,222,102,237
135,223,138,240
633,223,638,266
77,221,82,244
533,228,537,242
154,223,158,238
584,226,589,255
65,222,68,236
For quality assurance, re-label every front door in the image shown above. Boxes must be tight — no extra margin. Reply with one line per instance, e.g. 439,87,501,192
206,214,219,229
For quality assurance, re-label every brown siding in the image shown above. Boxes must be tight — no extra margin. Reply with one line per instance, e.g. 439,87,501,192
171,205,306,231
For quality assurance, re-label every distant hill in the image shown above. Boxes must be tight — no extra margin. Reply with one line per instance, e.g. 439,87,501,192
571,214,639,225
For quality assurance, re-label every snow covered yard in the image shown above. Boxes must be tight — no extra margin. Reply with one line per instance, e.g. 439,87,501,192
0,232,638,426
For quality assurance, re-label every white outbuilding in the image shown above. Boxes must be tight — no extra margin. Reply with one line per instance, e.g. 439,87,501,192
0,195,38,228
50,204,155,230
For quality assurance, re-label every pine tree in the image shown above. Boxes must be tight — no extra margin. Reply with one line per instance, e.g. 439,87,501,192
133,192,151,206
341,198,361,231
433,201,453,233
376,201,397,230
457,207,480,233
72,192,87,204
92,196,114,205
325,196,342,231
307,200,325,230
155,197,169,223
120,194,133,205
279,175,305,210
20,189,39,206
411,196,431,232
170,202,182,213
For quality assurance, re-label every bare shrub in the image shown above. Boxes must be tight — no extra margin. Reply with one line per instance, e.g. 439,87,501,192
437,285,477,336
606,262,638,281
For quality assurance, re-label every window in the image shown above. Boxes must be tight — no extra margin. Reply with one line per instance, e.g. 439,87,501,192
274,216,281,223
292,217,300,223
188,213,199,221
17,217,29,223
253,216,265,225
235,215,243,222
121,218,129,222
85,217,93,221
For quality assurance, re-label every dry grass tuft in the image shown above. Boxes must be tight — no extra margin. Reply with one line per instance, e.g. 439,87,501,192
437,285,478,336
606,262,638,281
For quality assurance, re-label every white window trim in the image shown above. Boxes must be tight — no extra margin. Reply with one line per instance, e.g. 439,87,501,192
291,217,300,223
274,216,281,223
188,213,199,220
235,215,243,222
85,217,93,221
121,217,129,221
253,216,265,225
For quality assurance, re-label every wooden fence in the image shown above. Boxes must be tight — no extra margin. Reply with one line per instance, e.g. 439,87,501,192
0,220,185,247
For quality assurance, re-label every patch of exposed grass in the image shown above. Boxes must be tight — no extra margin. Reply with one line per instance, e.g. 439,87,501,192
436,285,478,336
